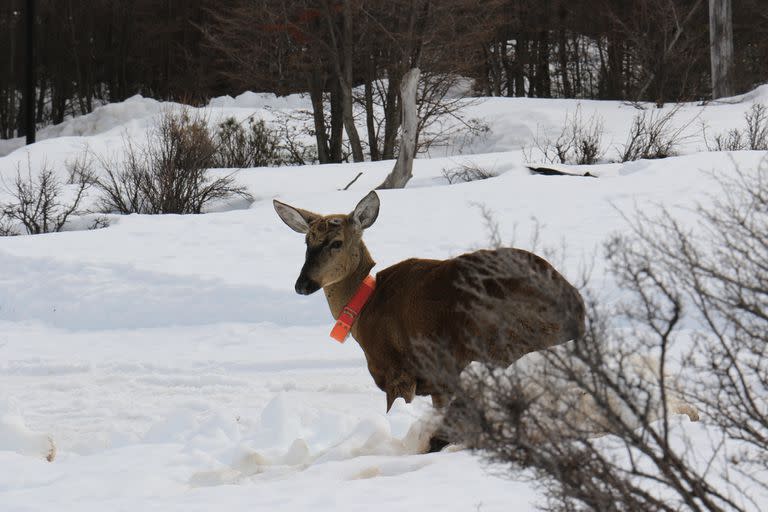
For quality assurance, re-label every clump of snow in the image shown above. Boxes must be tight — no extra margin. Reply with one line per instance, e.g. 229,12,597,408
0,400,56,462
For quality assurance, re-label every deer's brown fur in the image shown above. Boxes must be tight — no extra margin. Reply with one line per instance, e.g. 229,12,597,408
274,192,586,412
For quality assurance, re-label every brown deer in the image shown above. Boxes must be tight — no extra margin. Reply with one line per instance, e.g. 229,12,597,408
273,191,586,413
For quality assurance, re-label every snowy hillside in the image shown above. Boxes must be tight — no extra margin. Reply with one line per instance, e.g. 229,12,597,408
1,88,767,511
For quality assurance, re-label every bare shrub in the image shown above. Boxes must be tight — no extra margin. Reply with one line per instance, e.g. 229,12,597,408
418,159,767,511
743,103,768,150
470,202,505,250
710,128,745,152
65,150,96,185
627,163,768,485
270,110,319,166
94,139,147,214
527,105,605,165
88,216,111,230
94,108,251,214
0,157,93,236
0,216,16,236
706,103,768,151
211,117,281,168
442,162,497,184
619,105,692,162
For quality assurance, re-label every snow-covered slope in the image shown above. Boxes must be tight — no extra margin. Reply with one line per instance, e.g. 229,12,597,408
1,88,767,511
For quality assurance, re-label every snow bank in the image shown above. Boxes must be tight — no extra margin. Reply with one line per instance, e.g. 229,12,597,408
208,91,312,110
40,96,163,139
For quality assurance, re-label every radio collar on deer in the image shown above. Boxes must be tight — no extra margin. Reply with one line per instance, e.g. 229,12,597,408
330,275,376,342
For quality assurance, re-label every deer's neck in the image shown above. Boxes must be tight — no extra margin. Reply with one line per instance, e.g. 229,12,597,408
323,243,375,319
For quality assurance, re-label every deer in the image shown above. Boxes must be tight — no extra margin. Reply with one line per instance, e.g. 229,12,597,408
273,191,586,415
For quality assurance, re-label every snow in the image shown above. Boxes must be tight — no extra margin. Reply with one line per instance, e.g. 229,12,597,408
1,85,767,511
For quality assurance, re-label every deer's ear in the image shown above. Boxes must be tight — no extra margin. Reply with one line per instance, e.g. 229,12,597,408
351,191,380,230
273,199,320,234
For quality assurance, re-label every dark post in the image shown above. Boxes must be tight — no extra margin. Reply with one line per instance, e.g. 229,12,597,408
25,0,36,144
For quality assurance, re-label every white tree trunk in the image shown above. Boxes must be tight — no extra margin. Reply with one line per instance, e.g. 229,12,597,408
377,68,420,190
709,0,734,99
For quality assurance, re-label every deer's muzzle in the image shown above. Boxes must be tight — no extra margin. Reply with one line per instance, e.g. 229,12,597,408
295,274,321,295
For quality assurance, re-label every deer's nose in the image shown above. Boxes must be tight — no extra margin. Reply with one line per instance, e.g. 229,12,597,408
295,274,321,295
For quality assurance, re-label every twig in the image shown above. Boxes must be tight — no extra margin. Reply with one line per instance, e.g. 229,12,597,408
339,171,363,191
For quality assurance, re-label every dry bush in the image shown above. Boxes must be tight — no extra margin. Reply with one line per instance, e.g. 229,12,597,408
269,109,319,166
0,157,94,236
709,128,746,152
211,117,280,168
0,215,17,236
95,108,251,214
619,106,692,162
87,215,111,230
706,103,768,152
416,159,767,511
442,162,497,184
65,151,95,185
211,115,317,168
527,106,605,165
629,163,768,484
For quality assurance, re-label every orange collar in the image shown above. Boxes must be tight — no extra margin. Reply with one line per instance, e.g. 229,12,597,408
330,275,376,343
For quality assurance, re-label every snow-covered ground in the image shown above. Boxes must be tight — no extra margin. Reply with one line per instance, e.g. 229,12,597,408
1,86,767,511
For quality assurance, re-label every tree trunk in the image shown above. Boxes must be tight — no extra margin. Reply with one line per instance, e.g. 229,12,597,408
329,81,344,162
500,40,515,97
8,12,17,138
308,72,330,164
381,70,401,160
377,68,419,190
339,0,364,162
35,75,45,123
364,56,380,161
535,31,551,98
607,33,623,99
23,0,35,143
515,37,527,97
709,0,734,99
558,27,571,97
557,2,571,98
487,43,503,96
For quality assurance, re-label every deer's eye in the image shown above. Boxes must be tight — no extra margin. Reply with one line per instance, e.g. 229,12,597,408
329,240,343,250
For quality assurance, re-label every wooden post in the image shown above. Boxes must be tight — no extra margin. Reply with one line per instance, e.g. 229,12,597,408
709,0,734,99
24,0,36,144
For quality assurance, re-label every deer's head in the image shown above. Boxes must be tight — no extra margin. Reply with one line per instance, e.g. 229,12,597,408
273,191,380,295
